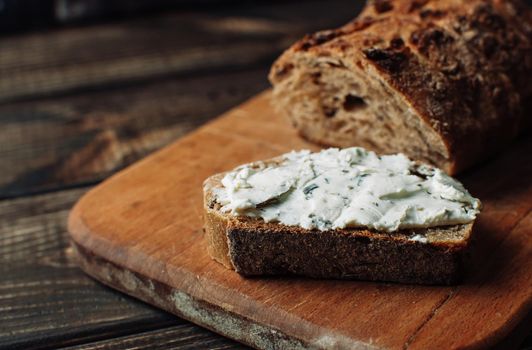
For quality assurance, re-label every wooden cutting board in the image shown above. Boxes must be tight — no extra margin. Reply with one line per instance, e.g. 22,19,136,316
68,91,532,350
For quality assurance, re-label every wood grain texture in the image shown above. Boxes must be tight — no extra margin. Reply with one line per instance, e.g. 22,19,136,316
0,69,269,198
0,0,359,103
0,0,361,199
0,188,182,350
68,91,532,350
62,324,248,350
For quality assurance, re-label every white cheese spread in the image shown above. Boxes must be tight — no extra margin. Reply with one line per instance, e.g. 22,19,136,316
409,234,429,243
213,148,481,232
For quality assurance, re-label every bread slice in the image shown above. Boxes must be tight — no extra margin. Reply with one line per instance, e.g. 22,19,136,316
203,160,475,285
269,0,532,174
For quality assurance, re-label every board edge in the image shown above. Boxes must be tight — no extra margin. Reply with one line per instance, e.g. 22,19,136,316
70,241,382,350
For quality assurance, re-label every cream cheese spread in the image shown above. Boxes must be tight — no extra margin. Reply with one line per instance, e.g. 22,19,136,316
213,148,481,232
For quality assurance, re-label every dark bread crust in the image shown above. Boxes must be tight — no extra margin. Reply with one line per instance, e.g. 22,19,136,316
227,224,466,285
203,172,475,285
269,0,532,174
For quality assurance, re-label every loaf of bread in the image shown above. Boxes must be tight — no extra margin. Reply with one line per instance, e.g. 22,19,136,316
203,148,481,285
269,0,532,174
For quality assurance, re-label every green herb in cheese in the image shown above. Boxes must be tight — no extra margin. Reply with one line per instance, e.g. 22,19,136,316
214,148,481,232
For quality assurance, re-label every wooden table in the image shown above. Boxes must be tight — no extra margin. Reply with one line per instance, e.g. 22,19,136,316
0,1,530,349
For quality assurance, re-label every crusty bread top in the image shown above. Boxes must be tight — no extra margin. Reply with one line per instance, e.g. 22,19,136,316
269,0,532,173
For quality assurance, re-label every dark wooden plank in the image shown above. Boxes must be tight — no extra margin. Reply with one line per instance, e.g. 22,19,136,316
0,188,181,350
0,68,270,198
0,0,361,199
62,325,248,350
62,321,532,350
0,263,177,350
0,0,359,103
